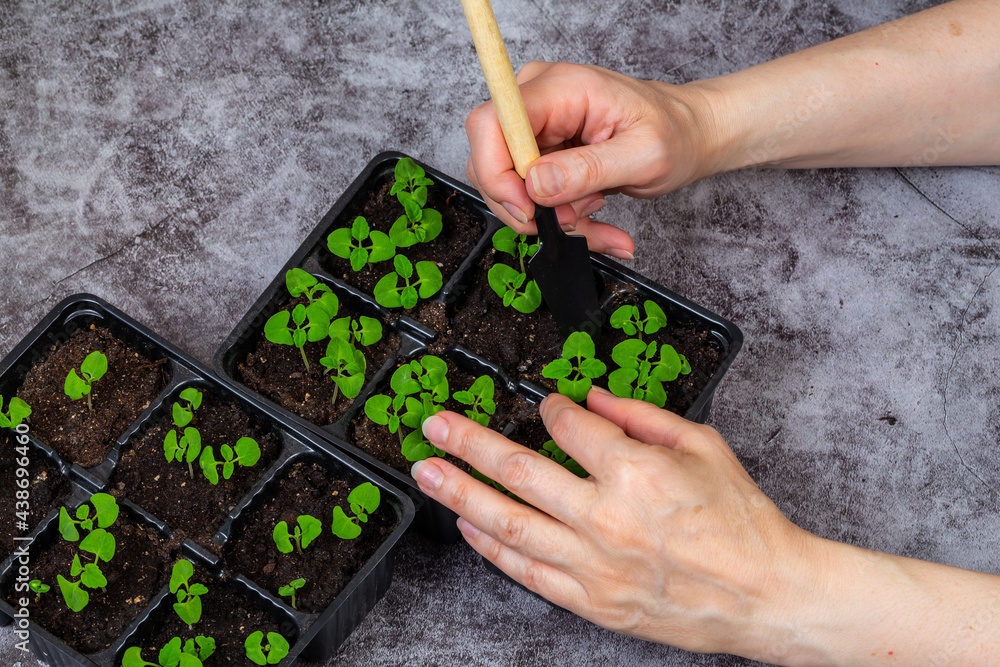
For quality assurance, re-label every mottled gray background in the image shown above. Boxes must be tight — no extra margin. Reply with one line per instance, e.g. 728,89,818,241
2,0,998,665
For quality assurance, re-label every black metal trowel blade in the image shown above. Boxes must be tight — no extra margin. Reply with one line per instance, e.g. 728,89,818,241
527,205,603,344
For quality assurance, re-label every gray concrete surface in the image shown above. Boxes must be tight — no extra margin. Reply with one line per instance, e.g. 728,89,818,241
2,0,999,665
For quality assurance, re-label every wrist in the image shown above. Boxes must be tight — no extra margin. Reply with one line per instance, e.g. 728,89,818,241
725,523,840,666
670,77,756,183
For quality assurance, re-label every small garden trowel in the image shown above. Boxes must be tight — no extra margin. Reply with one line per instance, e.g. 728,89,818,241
461,0,603,342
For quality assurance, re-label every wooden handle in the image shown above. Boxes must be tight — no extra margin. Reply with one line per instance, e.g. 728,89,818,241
460,0,539,179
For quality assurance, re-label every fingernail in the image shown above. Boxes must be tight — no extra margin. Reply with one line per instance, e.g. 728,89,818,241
528,163,565,198
411,459,444,491
457,517,481,539
422,414,449,444
605,248,634,261
560,221,577,233
580,198,606,219
590,385,613,396
500,202,528,225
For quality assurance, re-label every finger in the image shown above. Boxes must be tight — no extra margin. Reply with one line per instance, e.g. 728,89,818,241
456,516,588,612
419,410,598,526
525,126,670,207
410,455,579,568
537,392,650,480
466,101,536,227
585,388,704,452
467,157,539,233
514,60,553,85
560,215,635,258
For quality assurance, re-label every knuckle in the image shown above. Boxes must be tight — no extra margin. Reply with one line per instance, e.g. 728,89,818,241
497,450,535,491
481,532,504,562
516,60,548,82
465,102,490,132
453,422,483,461
447,478,472,514
495,507,531,548
519,559,547,592
569,149,606,189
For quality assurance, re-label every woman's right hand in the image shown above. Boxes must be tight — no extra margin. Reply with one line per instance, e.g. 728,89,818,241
465,61,727,257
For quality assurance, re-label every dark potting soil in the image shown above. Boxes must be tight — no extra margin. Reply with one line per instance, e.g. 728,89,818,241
350,357,527,476
440,246,565,384
111,393,282,546
0,432,71,559
129,567,292,666
505,412,553,454
223,461,398,614
17,325,169,468
7,512,174,653
319,180,486,298
236,297,399,427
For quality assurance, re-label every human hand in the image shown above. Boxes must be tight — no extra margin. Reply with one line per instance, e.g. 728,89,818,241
465,62,726,258
410,387,824,661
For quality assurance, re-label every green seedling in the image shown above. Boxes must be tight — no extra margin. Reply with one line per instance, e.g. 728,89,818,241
539,439,588,478
329,314,383,347
609,300,667,340
264,303,332,373
390,157,435,201
330,482,381,540
491,226,538,270
487,263,542,314
278,578,305,610
29,579,49,602
365,356,448,461
0,395,31,428
170,559,208,626
57,554,107,613
373,254,443,309
171,388,203,428
64,350,108,411
198,437,261,485
245,630,290,666
284,267,340,318
389,193,442,247
123,635,214,667
164,426,202,479
55,493,118,613
182,637,215,663
319,338,366,408
59,492,119,542
389,158,441,248
453,375,496,427
607,339,690,408
327,216,396,271
487,227,542,314
273,514,322,554
541,332,607,403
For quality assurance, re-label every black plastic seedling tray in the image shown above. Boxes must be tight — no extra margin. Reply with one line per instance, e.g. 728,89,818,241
214,151,743,544
0,294,414,666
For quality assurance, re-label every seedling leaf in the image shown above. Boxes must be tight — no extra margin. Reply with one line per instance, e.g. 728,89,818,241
79,528,116,563
0,396,31,428
330,506,362,540
57,575,89,612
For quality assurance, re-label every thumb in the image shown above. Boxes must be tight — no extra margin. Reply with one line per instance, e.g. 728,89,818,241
525,130,666,206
